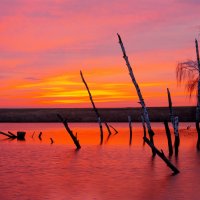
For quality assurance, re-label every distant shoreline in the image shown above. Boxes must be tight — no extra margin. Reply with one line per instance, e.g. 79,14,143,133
0,107,196,122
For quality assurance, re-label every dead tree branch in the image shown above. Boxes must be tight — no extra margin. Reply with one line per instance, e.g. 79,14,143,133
57,114,81,149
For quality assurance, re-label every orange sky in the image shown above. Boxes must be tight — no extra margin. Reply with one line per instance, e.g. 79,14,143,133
0,0,200,108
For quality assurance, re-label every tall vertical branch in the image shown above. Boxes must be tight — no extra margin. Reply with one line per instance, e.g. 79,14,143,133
167,88,180,156
80,71,113,141
195,39,200,149
167,88,173,119
98,117,104,145
128,116,132,146
117,33,155,154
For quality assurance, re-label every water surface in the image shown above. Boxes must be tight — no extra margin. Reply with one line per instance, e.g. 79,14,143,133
0,122,199,200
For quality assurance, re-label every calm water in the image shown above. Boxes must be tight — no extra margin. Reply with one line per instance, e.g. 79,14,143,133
0,122,199,200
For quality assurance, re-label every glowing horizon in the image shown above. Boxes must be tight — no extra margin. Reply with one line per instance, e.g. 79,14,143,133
0,0,199,108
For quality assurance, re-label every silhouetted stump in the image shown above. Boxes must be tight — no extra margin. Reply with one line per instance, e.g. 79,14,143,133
17,131,26,140
0,131,26,140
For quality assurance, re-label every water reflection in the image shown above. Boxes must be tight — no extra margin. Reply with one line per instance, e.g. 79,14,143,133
0,122,199,199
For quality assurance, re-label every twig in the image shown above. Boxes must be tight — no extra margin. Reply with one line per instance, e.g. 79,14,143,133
109,125,118,135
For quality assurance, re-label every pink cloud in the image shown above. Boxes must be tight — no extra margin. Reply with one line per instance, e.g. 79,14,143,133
0,0,200,107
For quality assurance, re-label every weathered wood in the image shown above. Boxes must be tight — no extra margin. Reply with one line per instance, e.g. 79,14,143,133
195,39,200,149
143,136,180,174
164,121,173,156
80,70,114,140
128,116,132,146
117,33,155,155
167,88,180,156
57,114,81,149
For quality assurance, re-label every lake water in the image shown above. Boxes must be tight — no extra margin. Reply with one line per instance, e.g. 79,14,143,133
0,122,199,200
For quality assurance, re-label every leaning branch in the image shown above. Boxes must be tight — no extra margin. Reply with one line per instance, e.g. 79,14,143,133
57,114,81,149
80,70,114,140
143,136,180,174
0,131,16,138
117,33,155,154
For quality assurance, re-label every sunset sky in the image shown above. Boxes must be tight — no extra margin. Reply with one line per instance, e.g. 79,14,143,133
0,0,200,108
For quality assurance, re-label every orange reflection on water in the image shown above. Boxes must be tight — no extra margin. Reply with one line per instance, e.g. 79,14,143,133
0,122,197,149
0,122,199,200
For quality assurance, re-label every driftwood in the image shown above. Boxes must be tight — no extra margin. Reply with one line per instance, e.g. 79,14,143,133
57,114,81,149
195,39,200,149
167,88,180,156
128,116,132,145
117,33,155,155
164,121,173,156
143,136,180,174
80,70,114,143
